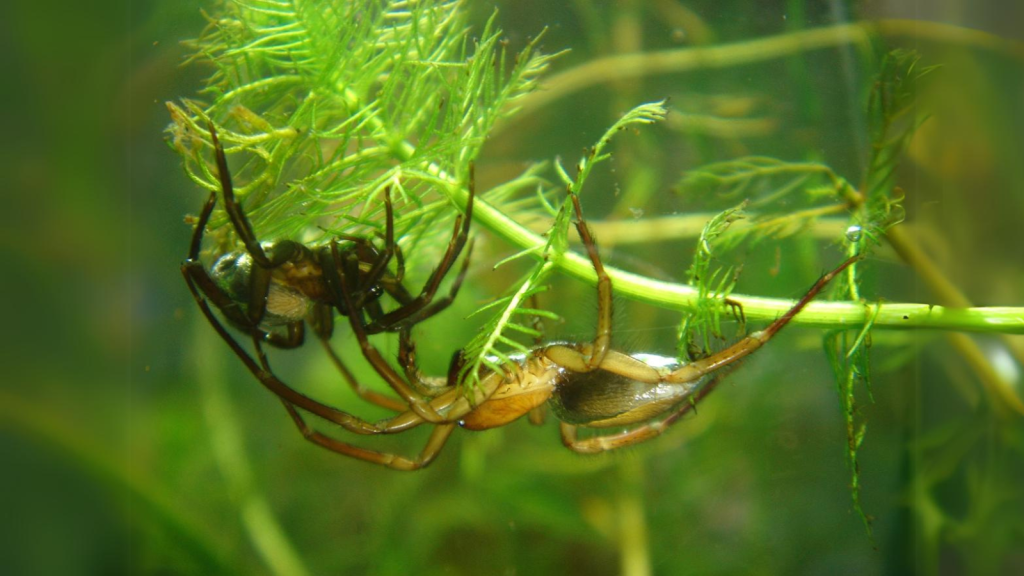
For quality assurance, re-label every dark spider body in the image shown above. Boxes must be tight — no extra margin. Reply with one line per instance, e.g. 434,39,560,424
208,241,382,329
182,121,475,421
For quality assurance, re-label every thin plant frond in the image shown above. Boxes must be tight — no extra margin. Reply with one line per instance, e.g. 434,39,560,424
168,0,558,252
676,202,746,360
458,102,668,392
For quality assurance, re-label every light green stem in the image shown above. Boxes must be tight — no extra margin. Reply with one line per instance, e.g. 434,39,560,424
193,318,312,576
505,19,1024,126
340,27,1024,336
380,141,1024,335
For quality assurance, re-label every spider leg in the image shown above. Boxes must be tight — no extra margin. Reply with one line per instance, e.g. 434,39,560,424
558,256,859,455
186,191,217,260
317,240,453,418
183,191,304,350
183,192,256,331
350,187,398,310
328,187,402,314
662,255,860,385
384,239,475,330
207,122,274,269
532,192,613,373
182,194,395,436
341,338,507,437
206,121,305,330
184,271,394,435
571,191,612,369
333,243,447,423
362,166,476,333
280,402,454,471
262,322,305,349
526,293,548,426
308,302,408,412
392,242,406,283
398,327,449,396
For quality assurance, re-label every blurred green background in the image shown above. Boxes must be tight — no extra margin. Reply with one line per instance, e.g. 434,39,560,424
3,1,1024,574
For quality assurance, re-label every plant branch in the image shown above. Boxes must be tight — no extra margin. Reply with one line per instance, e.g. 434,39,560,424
500,20,1024,130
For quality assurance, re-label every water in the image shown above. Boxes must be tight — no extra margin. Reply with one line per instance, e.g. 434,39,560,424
9,1,1023,575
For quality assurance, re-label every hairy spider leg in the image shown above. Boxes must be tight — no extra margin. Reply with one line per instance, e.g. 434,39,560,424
351,187,398,310
526,292,549,426
518,191,612,425
361,164,477,333
325,165,479,423
313,178,474,337
571,191,613,369
558,255,861,454
334,241,449,424
660,255,860,384
280,402,455,471
208,123,307,332
311,183,472,410
308,304,409,412
397,328,451,397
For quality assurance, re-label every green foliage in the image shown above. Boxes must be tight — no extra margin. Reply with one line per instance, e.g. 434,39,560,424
672,157,860,361
672,50,933,529
676,201,745,361
824,304,881,534
458,101,668,392
167,0,558,248
153,3,1024,571
851,49,933,257
824,49,933,533
678,156,859,208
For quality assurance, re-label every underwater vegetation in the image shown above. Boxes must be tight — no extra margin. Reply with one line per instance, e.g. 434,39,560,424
4,1,1024,575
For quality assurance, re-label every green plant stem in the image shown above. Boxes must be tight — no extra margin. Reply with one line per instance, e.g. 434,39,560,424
886,226,1024,414
342,35,1024,337
501,20,1024,128
383,143,1024,334
0,390,232,574
519,210,861,245
466,185,1024,334
616,459,651,576
192,318,312,576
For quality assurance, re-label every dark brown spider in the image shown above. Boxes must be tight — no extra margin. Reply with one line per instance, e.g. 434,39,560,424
181,121,475,427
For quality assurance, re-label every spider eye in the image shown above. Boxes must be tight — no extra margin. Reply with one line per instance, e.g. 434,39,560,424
367,284,384,300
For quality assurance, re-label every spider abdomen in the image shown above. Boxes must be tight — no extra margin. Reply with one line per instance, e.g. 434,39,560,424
550,354,709,428
210,247,320,326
